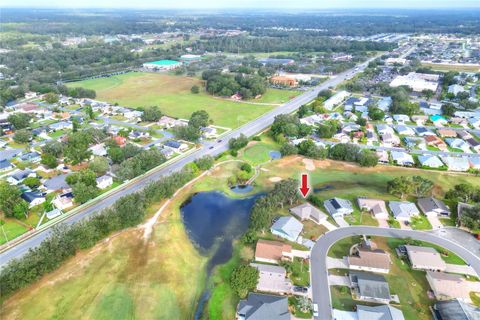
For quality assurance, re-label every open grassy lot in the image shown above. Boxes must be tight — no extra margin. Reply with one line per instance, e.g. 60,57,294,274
67,72,277,128
253,89,301,104
0,220,29,245
421,62,480,73
1,192,208,320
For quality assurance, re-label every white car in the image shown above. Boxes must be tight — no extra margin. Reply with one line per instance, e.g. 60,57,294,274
313,303,319,317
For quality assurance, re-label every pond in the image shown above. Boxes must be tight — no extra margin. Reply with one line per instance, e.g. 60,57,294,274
314,185,334,193
269,150,282,159
230,184,254,194
181,191,262,319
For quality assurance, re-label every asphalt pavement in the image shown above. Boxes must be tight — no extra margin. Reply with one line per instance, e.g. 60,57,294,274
310,226,480,320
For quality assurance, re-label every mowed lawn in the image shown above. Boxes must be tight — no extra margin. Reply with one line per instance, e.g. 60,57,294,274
67,72,291,128
1,197,207,320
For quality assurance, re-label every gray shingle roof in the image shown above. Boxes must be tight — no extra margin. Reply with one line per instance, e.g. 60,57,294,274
237,293,290,320
350,271,391,301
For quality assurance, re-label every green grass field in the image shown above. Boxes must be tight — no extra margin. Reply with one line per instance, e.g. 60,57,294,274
67,72,298,128
0,220,29,245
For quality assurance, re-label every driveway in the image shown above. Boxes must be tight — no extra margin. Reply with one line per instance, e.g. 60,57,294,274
445,263,478,277
427,215,443,229
399,220,412,230
334,216,349,228
327,257,349,269
328,275,351,286
377,218,389,228
321,220,338,231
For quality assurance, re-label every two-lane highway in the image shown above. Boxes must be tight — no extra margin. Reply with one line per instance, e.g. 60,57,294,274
0,56,376,267
310,226,480,320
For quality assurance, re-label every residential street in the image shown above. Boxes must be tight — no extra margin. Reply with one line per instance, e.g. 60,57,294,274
310,226,480,320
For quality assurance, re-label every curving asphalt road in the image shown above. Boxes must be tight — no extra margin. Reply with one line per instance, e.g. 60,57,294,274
310,226,480,320
0,56,378,267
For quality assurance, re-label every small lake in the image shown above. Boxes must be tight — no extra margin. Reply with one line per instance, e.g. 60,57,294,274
269,150,282,159
230,184,254,194
181,191,262,319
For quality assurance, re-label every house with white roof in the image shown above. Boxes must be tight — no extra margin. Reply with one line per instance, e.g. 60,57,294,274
468,117,480,129
448,84,466,96
395,125,415,136
441,156,471,172
418,155,444,168
323,198,354,218
393,114,410,124
445,138,472,153
324,91,350,111
389,201,419,221
89,143,108,157
390,151,414,166
96,175,113,189
357,198,389,219
377,97,392,112
376,124,394,135
270,216,303,242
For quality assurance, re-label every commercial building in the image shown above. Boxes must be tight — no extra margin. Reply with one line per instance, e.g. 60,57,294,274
142,60,182,70
390,72,439,92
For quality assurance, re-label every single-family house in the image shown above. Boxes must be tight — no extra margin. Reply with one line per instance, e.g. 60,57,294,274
21,191,46,208
425,135,448,151
418,155,444,168
415,127,435,137
441,156,471,172
254,239,293,264
466,138,480,153
450,117,469,128
457,130,473,140
349,271,392,304
96,175,113,189
357,198,389,219
390,151,414,166
129,130,150,140
433,299,480,320
469,117,480,129
404,245,447,271
270,216,303,242
123,110,143,121
159,147,175,159
437,129,457,138
0,159,13,172
49,121,72,131
426,271,476,302
393,114,410,124
448,84,466,96
165,140,188,151
348,239,391,274
377,97,392,111
469,157,480,169
389,201,419,221
323,198,354,218
201,127,217,138
237,293,290,320
356,305,405,320
376,150,389,164
324,91,350,111
43,174,71,193
7,169,35,185
381,133,400,146
394,125,415,136
411,115,428,126
404,137,427,150
52,192,74,210
417,197,450,217
20,151,41,163
89,143,108,157
113,136,127,147
376,124,394,135
289,203,327,224
250,263,292,294
445,138,471,153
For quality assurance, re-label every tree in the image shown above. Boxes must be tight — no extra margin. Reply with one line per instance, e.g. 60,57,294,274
387,176,412,199
190,85,200,94
229,134,249,151
88,157,109,175
459,205,480,230
189,110,210,128
411,176,434,197
8,113,31,129
280,143,298,156
297,140,327,159
194,156,214,171
42,141,63,158
23,177,41,189
421,89,434,100
356,117,367,126
66,169,97,187
13,201,29,220
44,92,59,104
0,182,27,218
441,103,456,117
356,149,378,167
84,105,95,120
230,265,259,298
317,120,340,138
368,107,385,121
41,153,58,169
63,131,93,164
13,129,32,144
140,106,163,122
445,183,480,203
72,182,99,204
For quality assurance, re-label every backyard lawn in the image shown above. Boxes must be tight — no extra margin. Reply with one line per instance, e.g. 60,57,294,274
0,220,29,245
67,72,281,128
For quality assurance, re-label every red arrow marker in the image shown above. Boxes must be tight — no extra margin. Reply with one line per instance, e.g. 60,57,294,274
299,173,310,198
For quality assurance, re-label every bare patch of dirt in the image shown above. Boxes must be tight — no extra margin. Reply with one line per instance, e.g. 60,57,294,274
303,159,315,171
269,177,282,182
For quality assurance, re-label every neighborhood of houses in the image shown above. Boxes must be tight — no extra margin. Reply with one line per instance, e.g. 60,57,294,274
235,199,480,320
0,92,228,243
294,72,480,172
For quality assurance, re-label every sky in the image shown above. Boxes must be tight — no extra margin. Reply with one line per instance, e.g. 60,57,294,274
2,0,479,9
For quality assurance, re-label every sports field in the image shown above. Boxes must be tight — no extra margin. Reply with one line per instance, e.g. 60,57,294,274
67,72,299,128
